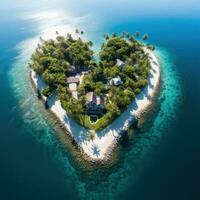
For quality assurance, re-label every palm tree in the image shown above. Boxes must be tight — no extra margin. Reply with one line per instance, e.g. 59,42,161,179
129,36,135,43
67,33,73,41
112,33,116,37
134,31,140,37
88,41,93,46
39,37,44,42
142,34,148,40
122,32,126,38
37,43,41,49
104,34,109,40
75,29,79,34
126,32,130,39
101,42,105,49
88,131,95,141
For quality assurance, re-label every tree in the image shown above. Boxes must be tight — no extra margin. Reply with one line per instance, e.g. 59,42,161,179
110,66,120,77
105,102,120,119
75,29,79,34
103,67,111,79
66,98,84,120
124,89,135,99
100,37,130,62
134,31,140,37
42,86,51,97
30,31,152,130
66,33,73,42
94,82,105,95
124,77,136,89
112,33,117,37
32,64,44,75
88,60,98,71
147,45,155,51
92,66,103,82
142,34,148,40
88,41,93,46
136,79,148,89
43,70,56,87
104,34,109,40
82,74,94,92
122,65,135,78
54,73,66,86
121,32,126,38
39,57,52,68
129,36,136,43
125,58,133,65
88,131,95,141
68,39,93,69
134,88,141,95
56,35,65,42
126,32,130,39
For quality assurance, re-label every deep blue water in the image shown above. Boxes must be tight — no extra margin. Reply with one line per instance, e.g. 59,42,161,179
0,1,200,200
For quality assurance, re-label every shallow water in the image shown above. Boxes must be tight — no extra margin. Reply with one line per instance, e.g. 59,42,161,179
0,1,200,200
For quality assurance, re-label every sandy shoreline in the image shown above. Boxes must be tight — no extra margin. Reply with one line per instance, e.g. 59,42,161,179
30,48,160,162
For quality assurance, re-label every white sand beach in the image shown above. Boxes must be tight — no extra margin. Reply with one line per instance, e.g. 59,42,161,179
31,48,160,162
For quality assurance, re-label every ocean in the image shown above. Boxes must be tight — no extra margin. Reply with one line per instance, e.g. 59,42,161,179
0,1,200,199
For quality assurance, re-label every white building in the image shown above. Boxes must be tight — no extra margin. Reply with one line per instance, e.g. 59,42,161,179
116,59,125,68
109,76,123,86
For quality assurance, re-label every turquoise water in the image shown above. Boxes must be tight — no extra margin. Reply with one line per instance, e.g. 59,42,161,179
1,1,200,199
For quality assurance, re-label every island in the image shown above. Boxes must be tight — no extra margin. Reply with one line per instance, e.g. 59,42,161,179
30,31,160,162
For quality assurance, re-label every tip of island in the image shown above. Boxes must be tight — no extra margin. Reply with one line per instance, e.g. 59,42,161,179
30,30,160,164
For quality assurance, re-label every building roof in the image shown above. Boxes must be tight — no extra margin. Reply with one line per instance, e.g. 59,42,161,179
68,65,76,72
86,92,96,103
96,96,104,106
72,91,78,100
67,76,79,84
116,59,125,67
69,83,77,91
86,92,105,106
110,76,123,86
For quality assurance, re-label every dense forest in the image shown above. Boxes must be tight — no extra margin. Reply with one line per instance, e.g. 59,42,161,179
30,31,154,131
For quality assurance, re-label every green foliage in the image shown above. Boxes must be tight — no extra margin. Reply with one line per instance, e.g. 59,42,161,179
42,70,56,87
92,66,104,82
82,74,94,92
100,37,130,62
68,38,93,67
94,82,106,95
122,65,136,79
31,64,44,75
31,31,153,131
110,65,120,77
88,60,98,70
88,131,95,141
136,79,148,89
147,45,155,51
124,77,136,89
103,67,111,78
64,98,84,120
134,88,141,95
42,86,51,97
105,103,120,118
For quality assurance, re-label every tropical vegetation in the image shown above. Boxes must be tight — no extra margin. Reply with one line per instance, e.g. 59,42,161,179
30,30,154,131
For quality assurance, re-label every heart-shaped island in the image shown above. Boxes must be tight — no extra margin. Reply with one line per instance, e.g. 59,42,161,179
30,31,160,163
